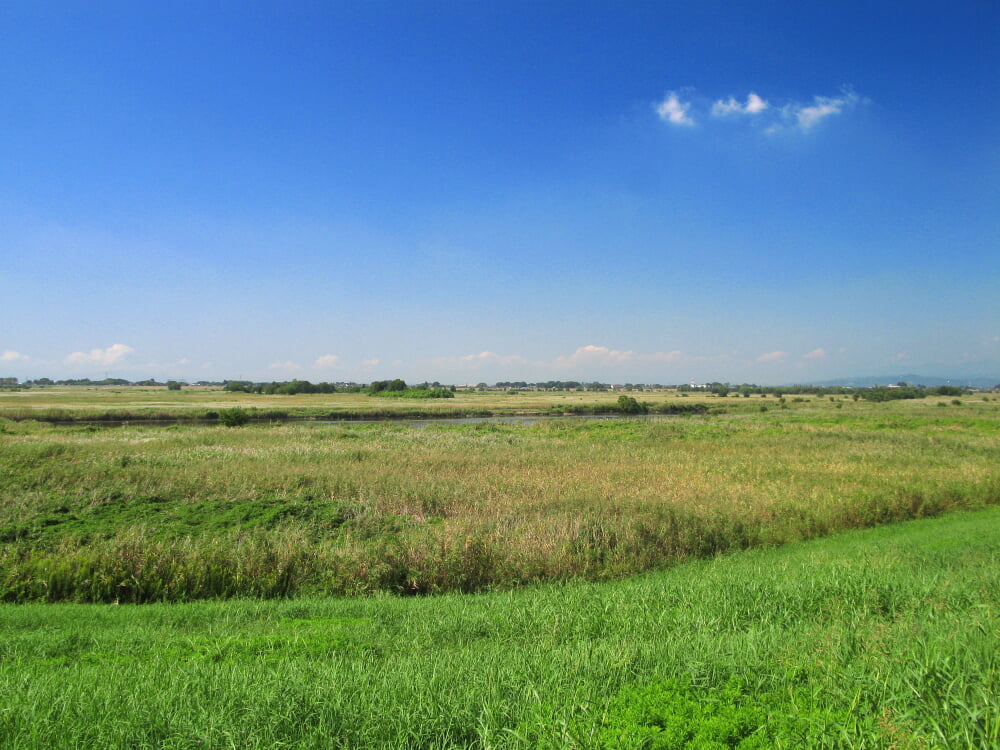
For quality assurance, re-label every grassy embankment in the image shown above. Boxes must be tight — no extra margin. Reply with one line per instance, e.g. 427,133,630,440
1,390,997,601
1,508,997,748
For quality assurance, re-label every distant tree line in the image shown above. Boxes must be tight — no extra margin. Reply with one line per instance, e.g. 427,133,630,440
223,380,363,395
21,377,134,387
16,377,195,388
674,382,977,400
858,384,967,402
221,379,454,398
6,376,993,396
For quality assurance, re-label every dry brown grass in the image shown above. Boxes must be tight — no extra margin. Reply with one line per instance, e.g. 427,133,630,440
2,395,998,600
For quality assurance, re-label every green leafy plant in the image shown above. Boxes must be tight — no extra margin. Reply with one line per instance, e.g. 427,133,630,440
617,394,648,414
219,407,250,427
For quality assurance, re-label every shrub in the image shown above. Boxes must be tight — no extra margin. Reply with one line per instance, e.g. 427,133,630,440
369,387,454,399
932,385,964,396
219,408,250,427
368,379,407,394
617,395,648,414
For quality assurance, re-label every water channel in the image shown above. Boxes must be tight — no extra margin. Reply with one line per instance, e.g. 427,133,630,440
49,413,684,429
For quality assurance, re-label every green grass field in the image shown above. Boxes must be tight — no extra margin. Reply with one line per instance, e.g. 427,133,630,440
2,388,998,601
1,388,998,746
1,508,997,748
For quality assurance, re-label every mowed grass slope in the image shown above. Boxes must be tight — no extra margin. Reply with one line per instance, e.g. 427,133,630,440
1,508,997,748
1,395,998,601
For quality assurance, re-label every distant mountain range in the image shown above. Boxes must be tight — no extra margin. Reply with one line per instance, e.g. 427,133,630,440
802,374,999,389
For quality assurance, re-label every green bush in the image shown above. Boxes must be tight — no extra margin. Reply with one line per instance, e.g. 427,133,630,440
219,407,250,427
617,395,648,414
369,387,454,399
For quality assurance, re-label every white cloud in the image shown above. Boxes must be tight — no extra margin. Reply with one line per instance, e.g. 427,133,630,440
66,343,134,366
553,345,637,368
426,345,695,376
712,92,768,116
656,92,694,126
314,354,343,369
794,98,843,129
553,345,689,369
756,351,787,363
712,98,741,116
360,359,380,370
803,348,827,360
660,86,862,134
2,350,28,362
745,93,768,113
786,89,861,131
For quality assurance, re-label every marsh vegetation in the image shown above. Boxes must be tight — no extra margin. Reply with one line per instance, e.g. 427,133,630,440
2,388,997,602
1,387,998,746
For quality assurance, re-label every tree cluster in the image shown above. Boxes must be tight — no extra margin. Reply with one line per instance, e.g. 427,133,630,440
367,380,454,398
367,379,408,394
222,380,353,395
616,394,648,414
859,385,968,402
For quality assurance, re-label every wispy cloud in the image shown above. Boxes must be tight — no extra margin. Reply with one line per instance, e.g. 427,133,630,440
437,345,696,374
314,354,343,369
803,348,827,360
711,92,768,116
552,345,689,369
787,89,861,131
553,345,638,368
658,87,863,133
66,343,134,366
2,350,29,362
756,351,788,363
656,92,694,126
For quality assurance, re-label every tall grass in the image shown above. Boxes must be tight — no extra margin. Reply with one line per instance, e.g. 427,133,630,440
2,398,998,601
0,385,641,422
1,508,997,748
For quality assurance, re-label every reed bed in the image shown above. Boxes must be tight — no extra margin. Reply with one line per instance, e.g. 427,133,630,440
1,397,998,601
0,385,633,422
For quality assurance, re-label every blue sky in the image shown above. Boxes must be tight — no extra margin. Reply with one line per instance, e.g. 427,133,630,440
2,1,998,384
